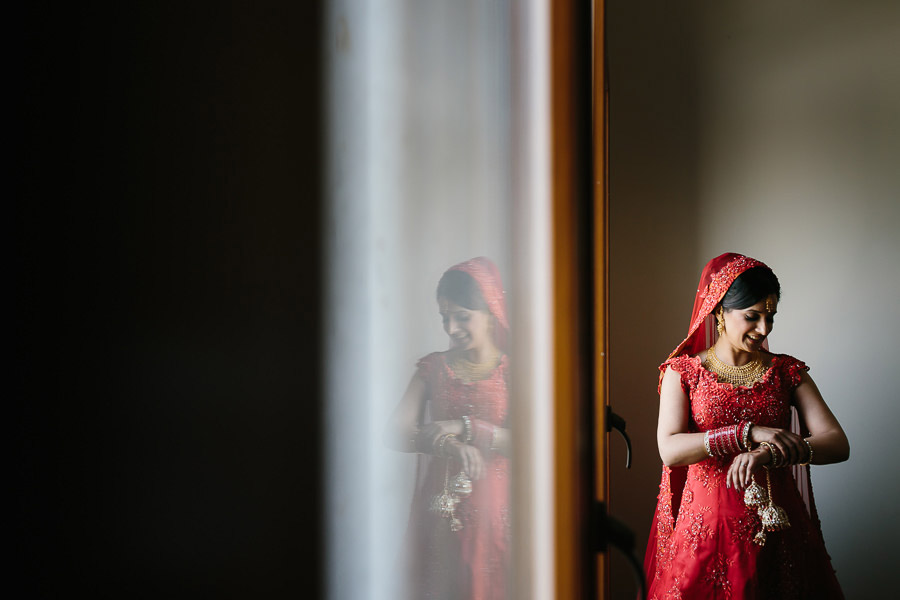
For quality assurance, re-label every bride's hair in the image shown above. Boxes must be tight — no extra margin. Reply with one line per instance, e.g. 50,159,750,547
722,266,781,311
436,269,489,312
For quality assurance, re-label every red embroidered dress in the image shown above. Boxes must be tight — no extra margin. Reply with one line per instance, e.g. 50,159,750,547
644,253,844,599
406,352,510,600
646,354,843,599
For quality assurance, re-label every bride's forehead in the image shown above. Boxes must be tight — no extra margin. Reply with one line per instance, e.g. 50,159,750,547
740,295,779,313
439,298,466,313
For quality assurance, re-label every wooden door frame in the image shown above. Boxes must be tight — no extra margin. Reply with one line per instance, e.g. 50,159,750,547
551,0,608,597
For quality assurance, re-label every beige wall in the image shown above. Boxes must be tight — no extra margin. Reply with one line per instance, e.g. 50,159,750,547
607,1,900,597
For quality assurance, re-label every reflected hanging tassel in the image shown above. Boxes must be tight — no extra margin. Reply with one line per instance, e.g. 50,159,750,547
451,471,472,497
430,463,470,531
430,462,457,517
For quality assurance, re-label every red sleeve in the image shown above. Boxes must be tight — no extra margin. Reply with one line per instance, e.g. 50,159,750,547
659,355,699,395
415,351,446,390
781,355,810,389
415,354,433,380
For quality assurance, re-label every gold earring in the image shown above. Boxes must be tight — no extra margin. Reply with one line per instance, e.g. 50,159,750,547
716,310,725,336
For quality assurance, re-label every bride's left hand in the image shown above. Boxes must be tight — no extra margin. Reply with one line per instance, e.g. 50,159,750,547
726,448,771,491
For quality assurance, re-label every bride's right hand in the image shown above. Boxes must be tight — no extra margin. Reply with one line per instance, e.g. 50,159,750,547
726,448,770,491
446,440,485,480
417,422,452,452
750,425,806,465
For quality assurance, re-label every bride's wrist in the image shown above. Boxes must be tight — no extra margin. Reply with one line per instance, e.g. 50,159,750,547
435,419,465,437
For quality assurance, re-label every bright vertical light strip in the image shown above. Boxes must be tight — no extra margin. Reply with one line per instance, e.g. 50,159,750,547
323,2,374,599
324,3,411,598
365,4,403,599
530,0,553,595
511,0,553,598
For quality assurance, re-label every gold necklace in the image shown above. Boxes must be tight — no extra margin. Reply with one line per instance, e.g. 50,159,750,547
449,351,502,383
704,346,767,387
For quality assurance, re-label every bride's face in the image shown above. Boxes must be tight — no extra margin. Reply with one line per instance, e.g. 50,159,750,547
439,298,493,351
722,295,777,352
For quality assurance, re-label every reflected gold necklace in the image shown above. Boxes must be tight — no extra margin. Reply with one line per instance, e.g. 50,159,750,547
449,350,502,383
705,346,767,387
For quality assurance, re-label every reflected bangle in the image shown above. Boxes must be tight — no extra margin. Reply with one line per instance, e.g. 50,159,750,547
703,431,713,457
462,415,474,444
435,433,457,457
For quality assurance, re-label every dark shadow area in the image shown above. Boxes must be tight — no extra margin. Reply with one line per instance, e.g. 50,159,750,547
13,2,323,598
606,1,704,598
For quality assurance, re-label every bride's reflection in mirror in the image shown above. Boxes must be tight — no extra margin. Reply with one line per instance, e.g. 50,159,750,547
386,257,510,600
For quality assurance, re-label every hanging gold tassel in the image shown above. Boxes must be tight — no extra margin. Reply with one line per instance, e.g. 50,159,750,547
749,467,791,546
743,477,767,508
760,467,791,531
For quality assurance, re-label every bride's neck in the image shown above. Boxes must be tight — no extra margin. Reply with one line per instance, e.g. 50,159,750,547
713,340,757,366
459,343,500,364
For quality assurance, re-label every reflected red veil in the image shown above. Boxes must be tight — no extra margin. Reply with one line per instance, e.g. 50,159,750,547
445,256,508,350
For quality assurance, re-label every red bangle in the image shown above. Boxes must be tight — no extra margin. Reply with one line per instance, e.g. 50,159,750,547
707,424,744,456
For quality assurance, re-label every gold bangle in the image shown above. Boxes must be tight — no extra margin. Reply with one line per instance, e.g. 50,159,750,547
759,441,777,467
799,438,814,466
741,422,754,452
